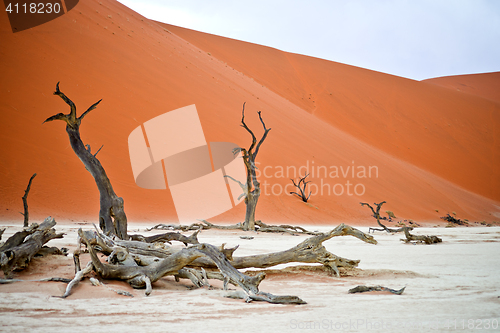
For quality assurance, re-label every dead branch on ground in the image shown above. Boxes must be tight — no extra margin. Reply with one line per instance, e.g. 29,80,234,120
0,277,72,284
129,230,200,245
400,227,442,244
0,217,65,278
147,219,319,236
348,285,405,295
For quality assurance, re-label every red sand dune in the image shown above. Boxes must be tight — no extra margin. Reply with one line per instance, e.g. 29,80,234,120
423,72,500,104
1,0,499,226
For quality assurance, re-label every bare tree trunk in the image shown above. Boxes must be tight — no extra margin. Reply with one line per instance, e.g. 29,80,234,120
21,173,36,227
244,191,259,231
238,103,270,231
44,83,128,239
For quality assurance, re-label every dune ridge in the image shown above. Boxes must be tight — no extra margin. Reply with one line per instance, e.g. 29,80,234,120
0,0,499,225
423,72,500,104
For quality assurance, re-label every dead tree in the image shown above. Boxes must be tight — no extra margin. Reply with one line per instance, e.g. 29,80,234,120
360,201,405,233
290,173,312,202
63,223,375,303
0,217,64,278
64,228,306,304
235,103,271,231
44,82,128,239
21,173,36,227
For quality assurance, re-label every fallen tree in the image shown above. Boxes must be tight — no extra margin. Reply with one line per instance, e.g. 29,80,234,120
147,219,320,236
62,223,376,303
0,217,64,278
348,285,405,295
400,227,442,244
63,228,306,304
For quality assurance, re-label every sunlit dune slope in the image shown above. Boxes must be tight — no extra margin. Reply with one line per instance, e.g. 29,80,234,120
423,72,500,104
163,24,500,203
0,0,499,225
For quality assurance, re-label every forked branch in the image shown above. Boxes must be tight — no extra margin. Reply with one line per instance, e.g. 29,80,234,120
253,110,271,159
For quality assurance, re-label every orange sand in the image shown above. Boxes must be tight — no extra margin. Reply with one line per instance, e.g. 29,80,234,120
0,0,499,226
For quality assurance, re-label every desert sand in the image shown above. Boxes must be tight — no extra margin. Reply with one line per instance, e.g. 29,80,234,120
0,222,499,332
